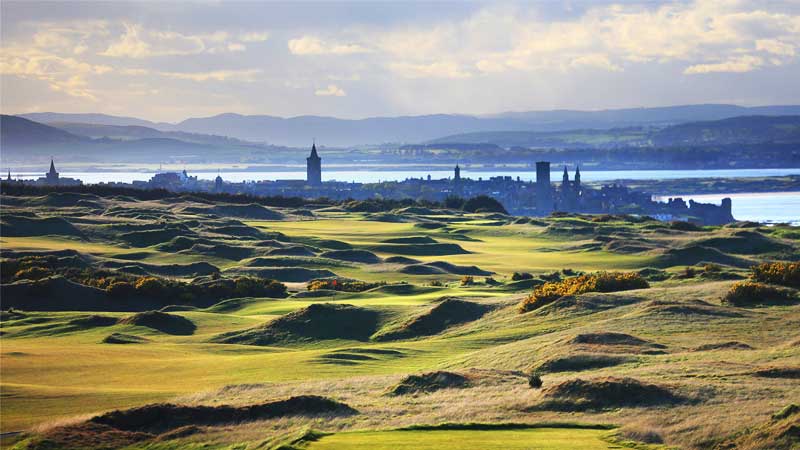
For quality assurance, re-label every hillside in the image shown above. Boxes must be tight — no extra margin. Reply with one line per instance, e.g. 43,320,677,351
430,115,800,149
0,115,86,148
20,104,800,147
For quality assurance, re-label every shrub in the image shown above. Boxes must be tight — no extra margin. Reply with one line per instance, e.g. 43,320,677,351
750,262,800,288
461,195,508,214
429,280,444,287
722,281,795,306
511,272,533,281
14,266,51,281
518,272,648,313
703,263,722,273
528,372,543,389
134,277,168,297
484,277,499,285
460,276,475,286
307,278,384,292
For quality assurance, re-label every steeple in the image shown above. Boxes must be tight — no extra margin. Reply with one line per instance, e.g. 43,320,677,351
306,140,322,185
49,158,57,175
46,158,59,184
7,169,11,181
574,165,581,187
562,165,569,185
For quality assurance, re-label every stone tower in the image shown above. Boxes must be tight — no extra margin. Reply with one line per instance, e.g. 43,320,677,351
535,161,553,214
214,172,224,192
454,164,461,182
306,142,322,186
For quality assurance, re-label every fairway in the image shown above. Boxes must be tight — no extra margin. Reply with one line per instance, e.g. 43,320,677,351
306,427,617,450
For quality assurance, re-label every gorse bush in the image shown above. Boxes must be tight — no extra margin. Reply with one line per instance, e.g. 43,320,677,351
306,278,385,292
518,272,649,313
723,281,795,306
750,262,800,288
511,272,533,281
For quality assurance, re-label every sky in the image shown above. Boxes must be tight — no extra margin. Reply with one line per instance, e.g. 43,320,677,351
2,0,800,122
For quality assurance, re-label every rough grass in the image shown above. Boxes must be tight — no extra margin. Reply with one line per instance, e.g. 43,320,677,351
389,371,470,395
535,377,685,411
374,299,490,341
118,311,197,335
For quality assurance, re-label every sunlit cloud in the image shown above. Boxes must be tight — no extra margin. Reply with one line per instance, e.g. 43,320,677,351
684,55,765,74
314,84,347,96
159,69,262,82
288,36,370,55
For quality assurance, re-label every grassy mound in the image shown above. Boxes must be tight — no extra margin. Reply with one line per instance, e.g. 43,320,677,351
381,236,437,244
365,284,440,295
389,371,469,395
242,256,350,268
101,261,219,277
716,404,800,449
533,354,635,373
214,303,380,345
226,267,336,282
205,224,268,239
424,261,493,276
102,333,150,344
88,395,355,434
0,276,109,311
641,299,744,318
320,249,382,264
119,228,196,247
537,377,683,411
0,214,84,237
571,332,662,347
28,422,152,450
292,289,339,298
691,230,792,255
399,264,446,275
384,256,422,264
267,246,317,257
186,243,253,260
655,245,753,268
371,243,470,256
693,341,754,351
374,299,490,341
13,314,118,337
118,311,196,335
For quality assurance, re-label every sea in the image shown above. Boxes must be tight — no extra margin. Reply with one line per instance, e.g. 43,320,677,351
7,167,800,224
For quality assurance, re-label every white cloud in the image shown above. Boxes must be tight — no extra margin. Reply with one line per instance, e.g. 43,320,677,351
288,36,370,55
684,55,764,74
314,84,346,96
756,39,796,56
390,61,472,79
569,54,622,72
227,43,246,52
240,31,270,43
100,24,250,58
159,69,262,82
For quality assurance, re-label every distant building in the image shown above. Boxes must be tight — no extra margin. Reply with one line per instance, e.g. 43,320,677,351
306,142,322,186
34,159,81,186
214,173,224,192
535,161,553,214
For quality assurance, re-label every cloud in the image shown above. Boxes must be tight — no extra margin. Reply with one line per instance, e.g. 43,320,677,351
756,39,796,56
390,61,472,79
159,69,262,82
100,24,205,58
314,84,346,96
684,55,764,74
288,36,370,55
240,31,270,42
569,54,622,72
227,43,246,52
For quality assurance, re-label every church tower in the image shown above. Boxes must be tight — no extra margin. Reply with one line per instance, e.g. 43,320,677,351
46,158,60,185
454,164,461,182
214,172,224,192
574,165,581,188
306,141,322,186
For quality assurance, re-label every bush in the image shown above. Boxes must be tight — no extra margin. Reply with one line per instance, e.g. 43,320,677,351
14,266,51,281
511,272,533,281
528,372,543,389
460,276,475,286
429,280,444,287
134,277,168,297
461,195,508,214
307,278,384,292
722,281,795,306
750,262,800,288
518,272,649,313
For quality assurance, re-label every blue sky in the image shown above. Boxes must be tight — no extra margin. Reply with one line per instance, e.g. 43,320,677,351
2,1,799,122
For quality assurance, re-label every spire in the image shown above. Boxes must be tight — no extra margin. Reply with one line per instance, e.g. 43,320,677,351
7,169,11,181
49,158,57,175
574,165,581,184
309,140,319,159
562,165,569,182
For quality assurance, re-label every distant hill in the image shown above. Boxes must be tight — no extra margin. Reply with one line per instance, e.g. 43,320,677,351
49,122,257,147
428,116,800,149
19,112,170,129
19,104,800,147
0,115,86,148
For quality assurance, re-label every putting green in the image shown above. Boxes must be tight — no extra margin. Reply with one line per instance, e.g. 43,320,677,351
305,427,618,450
